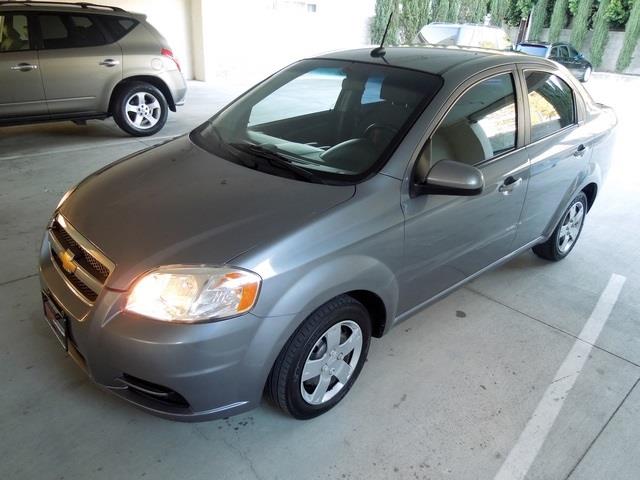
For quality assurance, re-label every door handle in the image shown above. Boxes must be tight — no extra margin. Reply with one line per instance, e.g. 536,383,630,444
498,176,523,194
10,63,38,72
573,144,586,157
99,59,120,67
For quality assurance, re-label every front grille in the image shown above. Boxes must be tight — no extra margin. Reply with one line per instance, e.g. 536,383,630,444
51,248,98,302
48,215,114,304
51,221,110,282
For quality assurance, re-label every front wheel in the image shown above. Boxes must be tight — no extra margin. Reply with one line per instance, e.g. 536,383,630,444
532,192,587,261
112,82,168,137
268,295,372,419
581,66,592,82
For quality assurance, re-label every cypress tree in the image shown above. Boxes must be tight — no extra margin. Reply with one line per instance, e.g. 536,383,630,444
570,0,594,49
529,0,549,40
371,0,400,44
591,0,611,67
434,0,450,21
616,0,640,71
489,0,510,25
548,0,569,42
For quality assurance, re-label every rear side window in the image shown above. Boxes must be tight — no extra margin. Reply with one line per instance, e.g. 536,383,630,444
38,14,106,49
101,15,138,41
429,73,517,166
0,14,30,52
525,71,575,142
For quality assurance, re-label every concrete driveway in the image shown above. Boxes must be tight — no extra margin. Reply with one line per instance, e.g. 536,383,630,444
1,73,639,480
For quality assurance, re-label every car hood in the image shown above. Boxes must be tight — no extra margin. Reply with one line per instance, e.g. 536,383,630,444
59,135,355,290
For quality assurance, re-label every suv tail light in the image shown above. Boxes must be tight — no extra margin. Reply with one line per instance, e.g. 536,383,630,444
161,48,181,72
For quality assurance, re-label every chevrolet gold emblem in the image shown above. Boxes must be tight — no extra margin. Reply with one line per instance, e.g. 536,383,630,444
58,249,77,274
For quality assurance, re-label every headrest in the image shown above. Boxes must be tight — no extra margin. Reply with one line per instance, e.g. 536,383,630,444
380,74,421,106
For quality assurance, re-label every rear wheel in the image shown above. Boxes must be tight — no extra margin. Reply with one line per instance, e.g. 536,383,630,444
268,295,372,419
533,192,587,261
112,82,168,137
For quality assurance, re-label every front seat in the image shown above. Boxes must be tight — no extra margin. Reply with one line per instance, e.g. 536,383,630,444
358,73,421,136
0,23,25,52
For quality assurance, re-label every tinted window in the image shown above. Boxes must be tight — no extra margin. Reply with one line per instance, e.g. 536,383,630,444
517,44,547,57
525,71,575,142
429,73,517,166
101,15,138,41
38,14,106,49
0,14,30,52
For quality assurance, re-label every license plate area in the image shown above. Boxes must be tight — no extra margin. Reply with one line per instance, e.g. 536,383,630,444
42,291,68,351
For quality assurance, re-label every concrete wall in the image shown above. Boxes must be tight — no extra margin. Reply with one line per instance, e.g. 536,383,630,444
510,27,640,75
193,0,376,83
55,0,195,79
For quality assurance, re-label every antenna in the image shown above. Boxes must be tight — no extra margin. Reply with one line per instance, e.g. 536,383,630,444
371,11,393,58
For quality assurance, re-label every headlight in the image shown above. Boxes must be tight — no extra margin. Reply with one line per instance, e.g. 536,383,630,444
125,266,261,322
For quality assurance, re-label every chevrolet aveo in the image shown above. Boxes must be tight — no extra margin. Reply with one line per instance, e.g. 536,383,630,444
39,47,616,421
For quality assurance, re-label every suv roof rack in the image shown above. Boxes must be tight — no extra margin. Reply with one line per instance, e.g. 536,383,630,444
0,1,125,12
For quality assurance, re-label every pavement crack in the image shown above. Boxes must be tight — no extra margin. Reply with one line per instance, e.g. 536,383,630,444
463,286,640,369
564,376,640,480
0,273,38,287
220,437,264,480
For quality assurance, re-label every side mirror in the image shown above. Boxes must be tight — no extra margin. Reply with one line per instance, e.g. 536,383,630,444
412,159,484,197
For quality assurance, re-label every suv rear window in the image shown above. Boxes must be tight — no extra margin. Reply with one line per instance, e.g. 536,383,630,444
38,14,106,49
101,15,138,41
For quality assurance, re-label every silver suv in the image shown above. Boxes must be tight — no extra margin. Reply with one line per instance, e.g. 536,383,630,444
0,1,186,136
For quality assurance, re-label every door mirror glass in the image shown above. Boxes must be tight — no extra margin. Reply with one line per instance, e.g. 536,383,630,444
413,159,484,197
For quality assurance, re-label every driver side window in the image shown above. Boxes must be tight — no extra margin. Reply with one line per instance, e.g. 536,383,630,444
417,73,517,180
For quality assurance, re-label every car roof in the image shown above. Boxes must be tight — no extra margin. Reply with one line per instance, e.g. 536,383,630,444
0,1,140,17
314,46,553,77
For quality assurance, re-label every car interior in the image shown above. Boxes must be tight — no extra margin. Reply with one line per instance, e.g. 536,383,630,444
0,15,29,52
238,67,439,176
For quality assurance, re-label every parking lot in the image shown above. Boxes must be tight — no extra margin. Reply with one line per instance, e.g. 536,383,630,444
1,73,639,480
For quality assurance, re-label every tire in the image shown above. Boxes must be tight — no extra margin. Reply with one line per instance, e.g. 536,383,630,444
581,66,592,83
112,81,168,137
267,295,372,420
533,192,588,261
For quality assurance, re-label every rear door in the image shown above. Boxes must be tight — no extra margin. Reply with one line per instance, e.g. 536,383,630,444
0,13,47,118
35,12,122,115
512,67,591,248
399,69,529,312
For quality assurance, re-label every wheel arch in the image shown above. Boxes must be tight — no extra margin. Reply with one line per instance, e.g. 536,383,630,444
582,182,598,212
109,76,176,113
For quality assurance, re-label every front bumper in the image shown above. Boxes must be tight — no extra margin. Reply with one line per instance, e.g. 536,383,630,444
39,232,293,421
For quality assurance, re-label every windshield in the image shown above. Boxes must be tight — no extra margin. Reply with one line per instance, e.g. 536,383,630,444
418,25,461,45
191,59,442,184
517,45,548,57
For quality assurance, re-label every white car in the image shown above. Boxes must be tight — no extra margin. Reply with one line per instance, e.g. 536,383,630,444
417,22,513,50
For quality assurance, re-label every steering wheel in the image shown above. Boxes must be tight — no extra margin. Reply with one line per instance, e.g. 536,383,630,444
363,123,399,146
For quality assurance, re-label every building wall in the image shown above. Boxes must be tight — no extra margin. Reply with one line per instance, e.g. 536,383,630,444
193,0,376,82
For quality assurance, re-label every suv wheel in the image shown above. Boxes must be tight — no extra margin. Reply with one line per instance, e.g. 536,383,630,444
268,295,372,419
532,192,587,261
113,82,168,136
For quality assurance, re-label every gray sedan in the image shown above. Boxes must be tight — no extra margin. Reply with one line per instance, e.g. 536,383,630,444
39,46,617,421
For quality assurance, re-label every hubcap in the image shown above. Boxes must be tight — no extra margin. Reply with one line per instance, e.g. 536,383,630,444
300,320,363,405
584,67,591,81
125,92,161,130
557,201,584,254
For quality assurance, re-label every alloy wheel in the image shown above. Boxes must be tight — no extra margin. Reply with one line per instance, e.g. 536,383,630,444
557,201,585,254
125,92,162,130
300,320,363,405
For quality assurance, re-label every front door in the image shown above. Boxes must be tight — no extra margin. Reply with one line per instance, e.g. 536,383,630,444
35,13,122,115
0,13,47,118
513,69,588,248
399,71,529,313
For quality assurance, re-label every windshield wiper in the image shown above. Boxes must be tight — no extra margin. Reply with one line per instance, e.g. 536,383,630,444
228,142,326,185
